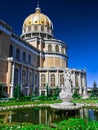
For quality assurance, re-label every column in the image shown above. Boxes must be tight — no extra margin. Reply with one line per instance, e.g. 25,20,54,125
39,109,41,124
72,71,76,93
83,74,87,95
20,65,23,91
56,70,59,87
79,73,82,95
35,38,37,48
47,70,50,87
83,87,87,95
10,63,15,98
27,68,29,96
79,108,84,119
7,61,12,95
45,110,47,124
40,52,42,67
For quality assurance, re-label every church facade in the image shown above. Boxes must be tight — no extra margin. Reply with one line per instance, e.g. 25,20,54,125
0,5,87,98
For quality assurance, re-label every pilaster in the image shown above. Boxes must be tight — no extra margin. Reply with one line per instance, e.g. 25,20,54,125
10,63,15,98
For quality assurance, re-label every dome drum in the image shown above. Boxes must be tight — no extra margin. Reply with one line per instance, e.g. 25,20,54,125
21,32,53,39
21,6,53,39
22,24,53,36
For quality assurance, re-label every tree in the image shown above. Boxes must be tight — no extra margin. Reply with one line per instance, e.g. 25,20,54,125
72,88,81,99
0,83,7,98
0,83,3,98
91,81,98,97
33,86,39,96
54,86,61,97
14,84,21,99
93,81,97,89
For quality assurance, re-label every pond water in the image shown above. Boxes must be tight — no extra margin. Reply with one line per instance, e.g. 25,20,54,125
0,107,98,124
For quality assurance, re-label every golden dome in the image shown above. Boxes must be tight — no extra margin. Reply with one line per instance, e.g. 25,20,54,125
23,7,53,29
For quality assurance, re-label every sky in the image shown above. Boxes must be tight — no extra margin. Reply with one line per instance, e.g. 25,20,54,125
0,0,98,87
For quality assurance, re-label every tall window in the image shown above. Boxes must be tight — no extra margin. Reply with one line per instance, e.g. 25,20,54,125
9,45,13,57
55,45,59,52
28,54,31,64
76,73,79,87
35,74,37,85
29,72,32,86
81,74,84,87
22,70,26,87
16,48,20,60
34,26,38,31
60,74,64,86
41,26,44,31
51,74,55,87
23,52,26,62
47,27,49,32
48,44,52,52
41,74,46,86
28,26,31,32
14,68,19,86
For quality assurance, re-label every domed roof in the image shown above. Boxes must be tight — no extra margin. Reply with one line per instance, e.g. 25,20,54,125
23,6,53,29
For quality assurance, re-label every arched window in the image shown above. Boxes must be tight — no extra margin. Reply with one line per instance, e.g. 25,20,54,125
41,26,44,31
28,26,31,32
28,54,31,64
16,48,20,60
22,70,26,87
34,26,38,31
14,68,19,86
48,44,52,52
41,74,46,86
51,74,55,87
47,27,49,32
55,45,59,52
60,74,64,86
23,52,26,62
35,74,37,85
29,72,32,86
81,74,84,87
75,73,79,87
9,45,13,57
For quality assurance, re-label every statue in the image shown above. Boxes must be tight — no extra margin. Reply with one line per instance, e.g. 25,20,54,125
64,68,72,97
59,68,72,101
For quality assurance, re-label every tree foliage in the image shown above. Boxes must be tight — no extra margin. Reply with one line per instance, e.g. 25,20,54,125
72,88,81,99
91,81,98,97
14,84,21,99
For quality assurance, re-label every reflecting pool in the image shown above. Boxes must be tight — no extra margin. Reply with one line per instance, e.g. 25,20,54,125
0,107,98,124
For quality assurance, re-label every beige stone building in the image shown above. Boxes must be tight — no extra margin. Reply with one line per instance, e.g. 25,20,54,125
0,5,87,98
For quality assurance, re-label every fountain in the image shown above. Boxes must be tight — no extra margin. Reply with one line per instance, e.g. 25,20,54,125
51,68,83,110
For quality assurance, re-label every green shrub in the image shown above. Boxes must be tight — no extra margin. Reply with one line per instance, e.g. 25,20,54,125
0,118,98,130
38,95,48,101
19,96,32,101
72,88,81,99
9,98,16,101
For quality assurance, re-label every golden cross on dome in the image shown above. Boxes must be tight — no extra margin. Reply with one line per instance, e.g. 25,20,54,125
35,1,41,13
37,2,39,8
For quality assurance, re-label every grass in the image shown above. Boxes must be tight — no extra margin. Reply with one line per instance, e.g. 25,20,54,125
71,99,98,104
1,98,98,108
0,99,62,107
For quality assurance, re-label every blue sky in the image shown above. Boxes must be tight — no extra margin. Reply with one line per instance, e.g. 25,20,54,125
0,0,98,87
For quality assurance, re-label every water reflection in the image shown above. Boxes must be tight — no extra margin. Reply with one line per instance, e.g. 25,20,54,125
0,107,98,124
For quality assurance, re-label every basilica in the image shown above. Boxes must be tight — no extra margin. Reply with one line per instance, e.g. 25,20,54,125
0,5,87,98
